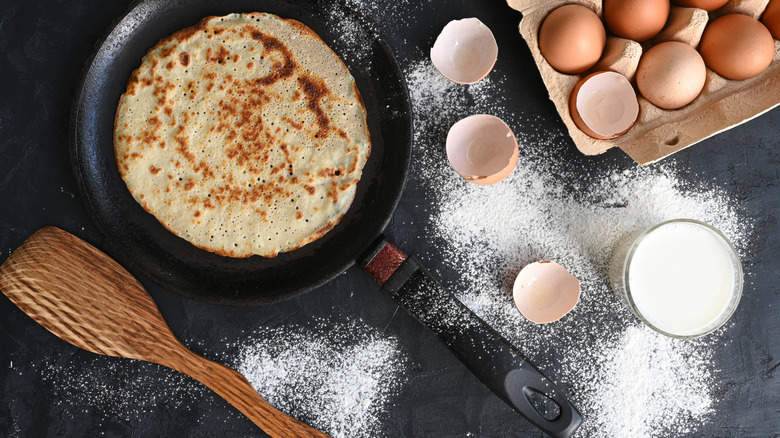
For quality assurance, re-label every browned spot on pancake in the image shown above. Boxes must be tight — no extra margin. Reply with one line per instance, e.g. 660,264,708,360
247,27,297,85
164,106,173,116
153,82,176,108
282,117,302,130
166,61,175,70
206,46,231,64
167,174,174,180
326,180,339,203
160,46,175,58
130,152,143,159
160,141,167,149
304,185,315,195
149,165,162,175
179,52,191,66
140,194,145,200
292,90,301,101
349,153,358,173
233,54,240,62
247,62,255,70
297,73,331,139
194,161,214,179
220,87,275,167
194,210,201,217
176,135,195,163
126,70,142,95
184,180,196,191
296,211,303,220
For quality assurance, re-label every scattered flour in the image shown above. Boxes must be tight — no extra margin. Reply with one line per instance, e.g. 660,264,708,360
404,55,753,437
41,356,202,424
230,320,408,438
568,325,716,437
37,317,407,437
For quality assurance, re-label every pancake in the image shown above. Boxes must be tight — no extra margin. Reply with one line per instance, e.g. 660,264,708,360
114,13,371,257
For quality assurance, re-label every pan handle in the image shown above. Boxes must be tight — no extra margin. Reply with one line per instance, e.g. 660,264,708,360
360,238,581,438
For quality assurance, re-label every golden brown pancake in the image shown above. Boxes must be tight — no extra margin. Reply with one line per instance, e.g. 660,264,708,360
114,13,371,257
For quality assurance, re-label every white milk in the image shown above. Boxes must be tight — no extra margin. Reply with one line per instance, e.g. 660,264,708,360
627,221,740,337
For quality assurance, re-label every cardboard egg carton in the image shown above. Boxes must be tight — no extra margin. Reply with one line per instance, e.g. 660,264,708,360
506,0,780,165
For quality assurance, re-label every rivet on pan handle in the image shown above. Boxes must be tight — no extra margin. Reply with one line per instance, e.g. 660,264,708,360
360,236,582,438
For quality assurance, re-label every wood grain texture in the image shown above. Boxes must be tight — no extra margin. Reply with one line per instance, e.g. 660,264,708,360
0,226,329,438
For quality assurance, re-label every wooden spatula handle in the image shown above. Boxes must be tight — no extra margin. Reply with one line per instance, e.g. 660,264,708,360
172,349,329,438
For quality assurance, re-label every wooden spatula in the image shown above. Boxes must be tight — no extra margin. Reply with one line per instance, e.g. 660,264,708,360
0,226,328,438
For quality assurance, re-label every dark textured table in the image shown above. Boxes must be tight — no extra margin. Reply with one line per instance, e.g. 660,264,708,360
2,0,779,437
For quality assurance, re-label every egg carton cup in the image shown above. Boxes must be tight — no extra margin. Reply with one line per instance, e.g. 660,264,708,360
507,0,780,165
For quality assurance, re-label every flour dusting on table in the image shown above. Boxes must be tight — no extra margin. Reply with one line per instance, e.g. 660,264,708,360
404,56,753,437
41,356,202,424
231,319,408,438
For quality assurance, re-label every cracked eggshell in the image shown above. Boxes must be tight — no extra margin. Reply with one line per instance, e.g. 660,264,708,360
430,17,498,84
513,261,581,324
446,114,518,185
569,71,639,140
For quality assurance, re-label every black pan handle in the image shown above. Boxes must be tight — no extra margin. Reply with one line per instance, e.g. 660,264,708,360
360,238,581,438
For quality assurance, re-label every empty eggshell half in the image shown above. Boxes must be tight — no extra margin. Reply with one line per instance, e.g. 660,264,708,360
446,114,518,185
513,261,581,324
431,17,498,84
569,71,639,140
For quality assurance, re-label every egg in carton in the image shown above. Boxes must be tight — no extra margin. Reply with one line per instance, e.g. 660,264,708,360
507,0,780,165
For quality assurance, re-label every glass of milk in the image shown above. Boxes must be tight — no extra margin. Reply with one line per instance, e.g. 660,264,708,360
610,219,743,338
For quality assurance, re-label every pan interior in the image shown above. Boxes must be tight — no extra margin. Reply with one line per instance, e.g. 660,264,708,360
71,0,412,305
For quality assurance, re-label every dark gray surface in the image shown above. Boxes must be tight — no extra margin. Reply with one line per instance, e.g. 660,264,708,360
1,0,779,437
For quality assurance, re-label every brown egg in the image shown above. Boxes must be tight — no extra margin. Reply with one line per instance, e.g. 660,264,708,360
604,0,670,42
538,4,606,74
672,0,728,12
762,0,780,39
699,14,775,80
636,41,706,109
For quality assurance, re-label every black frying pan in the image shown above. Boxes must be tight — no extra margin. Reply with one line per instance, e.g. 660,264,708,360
71,0,581,436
